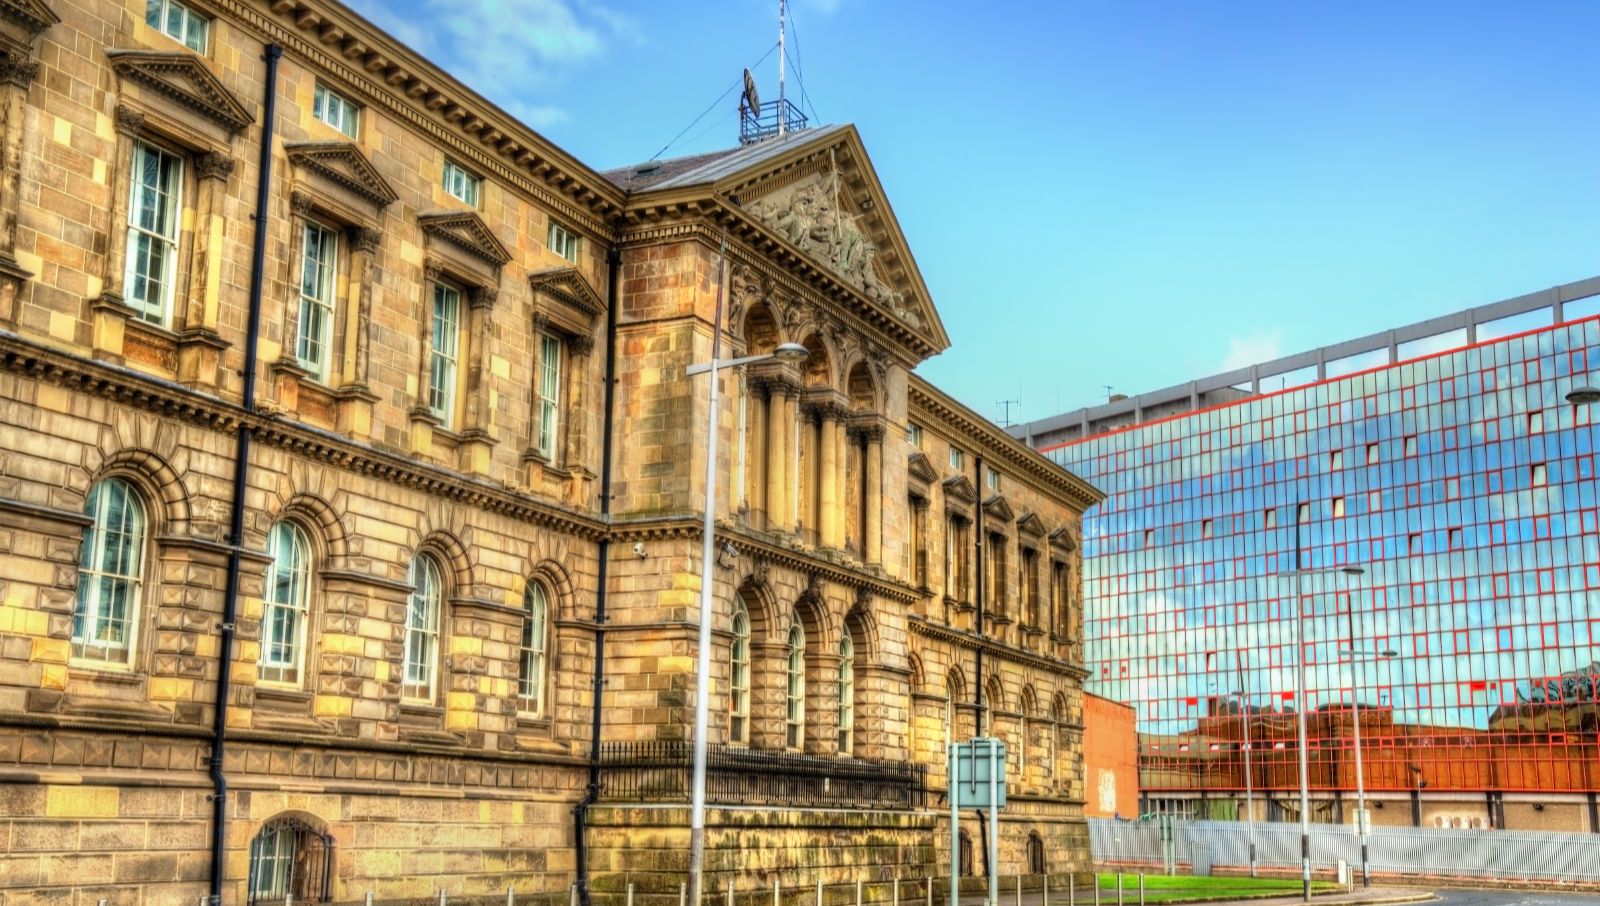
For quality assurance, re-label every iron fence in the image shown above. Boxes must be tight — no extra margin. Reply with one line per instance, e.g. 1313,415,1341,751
1089,816,1600,884
599,741,927,809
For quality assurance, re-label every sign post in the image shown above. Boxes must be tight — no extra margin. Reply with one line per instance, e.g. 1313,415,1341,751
949,738,1007,906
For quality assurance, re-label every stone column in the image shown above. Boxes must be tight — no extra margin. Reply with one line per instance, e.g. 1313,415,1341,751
765,383,790,531
563,333,594,470
90,106,146,360
830,417,848,549
0,52,38,323
782,389,800,532
408,262,443,456
335,227,381,437
458,285,499,475
175,152,234,387
819,407,839,549
865,427,883,564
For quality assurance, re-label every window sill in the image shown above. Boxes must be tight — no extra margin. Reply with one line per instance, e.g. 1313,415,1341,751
254,685,312,708
67,661,142,684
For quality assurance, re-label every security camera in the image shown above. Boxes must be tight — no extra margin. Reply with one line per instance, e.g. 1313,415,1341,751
632,542,647,559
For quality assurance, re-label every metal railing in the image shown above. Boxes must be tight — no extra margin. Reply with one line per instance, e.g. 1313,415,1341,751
1089,817,1600,883
599,741,927,809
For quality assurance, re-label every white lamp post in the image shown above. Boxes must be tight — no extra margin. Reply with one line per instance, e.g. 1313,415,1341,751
1339,642,1396,888
1275,562,1362,902
684,251,806,906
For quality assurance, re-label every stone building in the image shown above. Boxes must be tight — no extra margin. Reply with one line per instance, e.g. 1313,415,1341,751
0,0,1103,903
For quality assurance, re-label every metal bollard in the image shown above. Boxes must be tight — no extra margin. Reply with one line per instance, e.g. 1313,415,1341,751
508,887,516,906
729,879,736,906
439,890,448,906
1137,875,1144,906
893,877,900,906
1092,873,1099,906
926,877,932,906
630,882,637,906
1043,876,1049,906
1016,875,1022,906
682,883,688,906
816,880,822,906
367,894,375,906
1115,873,1122,906
1068,876,1075,906
776,878,782,906
856,880,863,906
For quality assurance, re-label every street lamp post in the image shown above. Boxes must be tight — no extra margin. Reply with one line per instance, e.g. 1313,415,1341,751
1277,559,1362,903
1339,641,1396,888
1232,653,1257,879
684,248,808,906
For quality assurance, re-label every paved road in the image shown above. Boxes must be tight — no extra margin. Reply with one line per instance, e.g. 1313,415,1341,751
1433,891,1600,906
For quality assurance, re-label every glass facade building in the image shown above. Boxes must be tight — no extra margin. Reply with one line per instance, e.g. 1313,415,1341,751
1031,285,1600,830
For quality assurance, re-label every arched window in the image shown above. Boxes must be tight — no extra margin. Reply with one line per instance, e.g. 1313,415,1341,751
261,521,313,685
785,623,806,749
73,477,148,665
1027,831,1046,875
247,817,333,903
945,676,960,751
957,829,974,877
837,634,855,755
402,554,444,702
729,602,750,744
519,579,550,715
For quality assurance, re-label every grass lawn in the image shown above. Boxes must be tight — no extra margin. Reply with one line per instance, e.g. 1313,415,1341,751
1091,874,1339,902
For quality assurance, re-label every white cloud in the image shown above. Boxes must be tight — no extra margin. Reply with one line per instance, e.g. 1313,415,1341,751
1220,328,1284,372
347,0,638,129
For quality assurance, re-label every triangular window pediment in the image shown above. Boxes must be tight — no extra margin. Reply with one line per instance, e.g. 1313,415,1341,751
529,266,605,323
1016,512,1046,538
1049,527,1077,553
907,451,937,485
942,474,976,506
418,211,511,268
285,141,399,210
0,0,59,35
982,494,1014,523
106,49,252,134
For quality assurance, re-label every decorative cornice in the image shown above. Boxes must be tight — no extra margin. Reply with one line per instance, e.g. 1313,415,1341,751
0,0,59,36
0,51,38,88
528,266,605,321
348,226,381,254
214,0,622,234
981,493,1014,524
909,375,1104,512
1016,511,1046,538
0,331,608,541
608,514,918,604
1048,527,1077,554
908,615,1089,680
941,474,976,506
284,141,400,209
418,211,512,269
105,49,254,134
195,151,235,183
907,451,938,486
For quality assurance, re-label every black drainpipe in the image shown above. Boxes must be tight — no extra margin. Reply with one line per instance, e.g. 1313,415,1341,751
210,42,281,905
973,453,988,881
574,244,620,906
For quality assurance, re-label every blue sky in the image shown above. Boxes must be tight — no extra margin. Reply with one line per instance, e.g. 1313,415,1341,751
345,0,1600,427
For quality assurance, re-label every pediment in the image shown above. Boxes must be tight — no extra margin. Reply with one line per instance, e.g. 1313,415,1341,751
621,125,949,361
1049,527,1077,553
982,494,1014,523
106,50,252,134
285,142,398,209
1016,512,1046,538
907,450,938,485
418,211,511,268
529,266,604,322
0,0,59,35
942,474,976,506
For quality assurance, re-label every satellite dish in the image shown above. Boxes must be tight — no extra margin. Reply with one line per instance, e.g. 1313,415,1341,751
742,69,760,115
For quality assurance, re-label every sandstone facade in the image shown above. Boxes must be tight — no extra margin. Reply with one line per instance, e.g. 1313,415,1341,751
0,0,1104,903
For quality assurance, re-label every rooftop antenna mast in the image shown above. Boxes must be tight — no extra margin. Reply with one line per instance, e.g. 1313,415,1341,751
776,0,787,135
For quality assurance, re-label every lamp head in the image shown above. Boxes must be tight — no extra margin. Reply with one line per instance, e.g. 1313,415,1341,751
1379,649,1399,658
1565,386,1600,405
1339,566,1365,576
771,342,809,364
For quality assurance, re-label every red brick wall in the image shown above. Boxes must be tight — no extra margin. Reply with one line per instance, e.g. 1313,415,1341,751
1083,693,1138,818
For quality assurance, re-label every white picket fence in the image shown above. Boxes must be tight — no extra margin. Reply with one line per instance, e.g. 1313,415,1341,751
1088,817,1600,884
